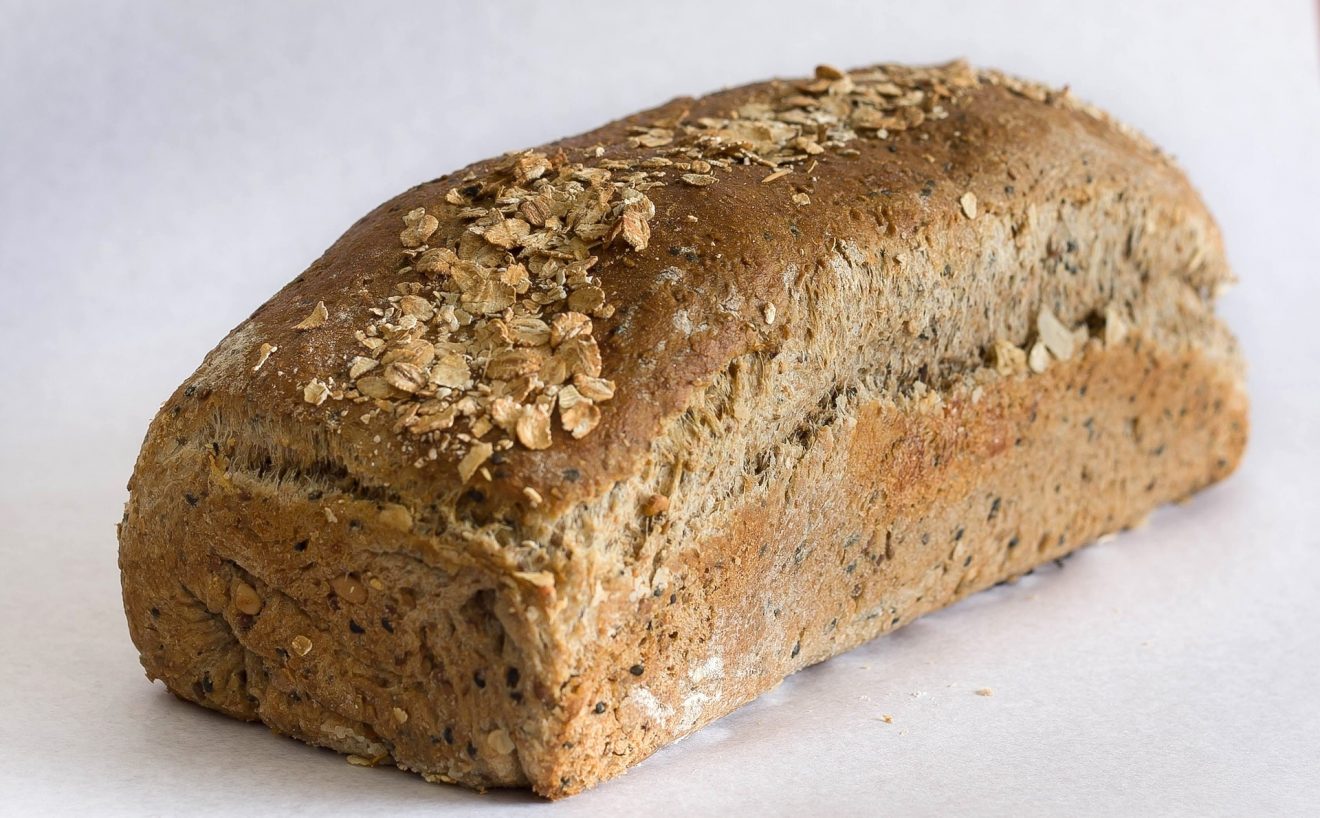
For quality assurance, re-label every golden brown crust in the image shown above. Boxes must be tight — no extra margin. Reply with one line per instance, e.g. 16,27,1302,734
119,60,1245,797
167,62,1223,520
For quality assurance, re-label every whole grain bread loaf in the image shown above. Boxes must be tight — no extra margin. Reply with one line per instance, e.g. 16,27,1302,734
119,60,1247,797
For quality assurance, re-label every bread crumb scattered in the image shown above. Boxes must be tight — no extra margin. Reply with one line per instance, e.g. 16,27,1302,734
975,687,994,697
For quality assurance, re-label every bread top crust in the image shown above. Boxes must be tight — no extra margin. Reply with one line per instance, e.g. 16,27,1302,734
172,62,1224,523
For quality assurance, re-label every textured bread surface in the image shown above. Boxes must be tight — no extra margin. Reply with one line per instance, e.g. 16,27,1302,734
119,61,1246,797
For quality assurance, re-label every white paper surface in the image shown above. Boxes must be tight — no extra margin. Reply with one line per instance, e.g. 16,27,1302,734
2,2,1318,815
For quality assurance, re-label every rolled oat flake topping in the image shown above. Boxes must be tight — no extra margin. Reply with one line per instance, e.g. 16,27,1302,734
299,61,1053,481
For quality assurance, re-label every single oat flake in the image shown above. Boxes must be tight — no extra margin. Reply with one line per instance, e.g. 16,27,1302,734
1037,306,1075,361
960,192,978,219
294,301,329,330
252,342,277,372
302,379,330,406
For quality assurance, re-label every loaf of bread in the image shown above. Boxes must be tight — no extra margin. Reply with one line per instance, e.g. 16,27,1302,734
119,60,1246,797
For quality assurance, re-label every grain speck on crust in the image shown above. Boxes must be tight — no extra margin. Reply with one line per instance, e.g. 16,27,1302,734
574,374,615,402
513,570,555,589
400,208,438,248
960,191,978,219
458,441,493,482
348,356,378,379
486,728,516,755
1104,306,1129,346
1037,306,1075,360
302,379,330,406
641,493,670,516
560,398,601,439
991,338,1026,376
232,580,262,615
379,503,413,532
295,301,329,330
617,206,652,251
290,635,313,656
516,405,553,450
355,376,397,400
329,574,367,604
1027,341,1051,373
252,342,277,372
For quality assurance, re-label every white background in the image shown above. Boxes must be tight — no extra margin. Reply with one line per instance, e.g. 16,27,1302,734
2,1,1318,815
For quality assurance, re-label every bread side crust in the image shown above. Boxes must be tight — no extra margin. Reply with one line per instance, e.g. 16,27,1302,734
536,329,1245,795
119,320,1246,795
